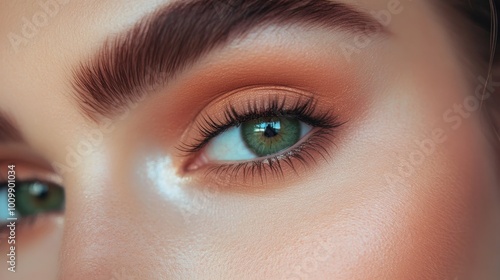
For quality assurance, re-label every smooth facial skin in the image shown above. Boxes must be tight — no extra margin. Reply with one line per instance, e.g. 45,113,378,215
1,0,500,279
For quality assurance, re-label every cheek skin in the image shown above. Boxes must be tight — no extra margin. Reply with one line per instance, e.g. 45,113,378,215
201,100,498,279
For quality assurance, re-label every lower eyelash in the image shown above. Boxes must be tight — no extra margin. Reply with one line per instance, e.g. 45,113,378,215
202,128,339,184
0,215,40,236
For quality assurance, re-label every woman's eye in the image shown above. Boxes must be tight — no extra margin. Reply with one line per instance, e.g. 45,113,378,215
0,181,65,225
205,116,313,161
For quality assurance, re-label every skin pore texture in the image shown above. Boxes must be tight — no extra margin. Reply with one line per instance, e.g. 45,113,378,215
0,0,500,279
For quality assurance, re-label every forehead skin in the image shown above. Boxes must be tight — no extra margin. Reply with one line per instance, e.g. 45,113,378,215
1,0,500,280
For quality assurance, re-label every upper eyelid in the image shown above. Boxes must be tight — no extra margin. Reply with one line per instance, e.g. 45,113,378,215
177,95,339,155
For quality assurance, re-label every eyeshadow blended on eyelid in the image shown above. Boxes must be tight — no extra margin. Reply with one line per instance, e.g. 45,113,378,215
71,0,388,122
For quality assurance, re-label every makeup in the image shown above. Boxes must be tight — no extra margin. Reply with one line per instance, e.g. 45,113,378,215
177,87,345,187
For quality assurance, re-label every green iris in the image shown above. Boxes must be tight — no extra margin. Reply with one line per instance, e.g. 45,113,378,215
16,181,65,217
241,117,301,157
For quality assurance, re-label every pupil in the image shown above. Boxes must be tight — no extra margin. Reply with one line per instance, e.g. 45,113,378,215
263,123,279,138
37,189,49,200
30,183,50,200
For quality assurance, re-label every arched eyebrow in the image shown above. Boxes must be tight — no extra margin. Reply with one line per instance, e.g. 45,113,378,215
0,112,23,144
71,0,387,122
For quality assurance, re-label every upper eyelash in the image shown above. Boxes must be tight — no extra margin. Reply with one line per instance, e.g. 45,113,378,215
178,95,342,154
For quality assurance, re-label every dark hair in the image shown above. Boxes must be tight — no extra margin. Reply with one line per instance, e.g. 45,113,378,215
436,1,495,77
440,0,499,144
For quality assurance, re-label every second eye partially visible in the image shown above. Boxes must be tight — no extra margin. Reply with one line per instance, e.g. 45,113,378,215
0,180,64,230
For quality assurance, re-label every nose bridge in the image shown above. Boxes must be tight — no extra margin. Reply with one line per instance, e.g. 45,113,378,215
57,172,151,279
58,181,133,279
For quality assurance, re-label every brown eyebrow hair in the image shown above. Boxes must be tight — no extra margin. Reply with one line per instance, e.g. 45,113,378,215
71,0,387,122
0,112,23,144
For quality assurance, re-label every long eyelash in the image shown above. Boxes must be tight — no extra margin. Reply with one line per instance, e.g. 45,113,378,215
179,95,343,154
177,95,345,183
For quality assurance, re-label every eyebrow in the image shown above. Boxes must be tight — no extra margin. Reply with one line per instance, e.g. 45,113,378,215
0,112,23,144
72,0,386,121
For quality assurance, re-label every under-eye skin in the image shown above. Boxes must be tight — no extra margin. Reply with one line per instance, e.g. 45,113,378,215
179,93,344,183
0,180,65,230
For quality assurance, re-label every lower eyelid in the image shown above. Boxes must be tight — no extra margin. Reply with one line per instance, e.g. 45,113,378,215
0,213,63,240
187,127,338,189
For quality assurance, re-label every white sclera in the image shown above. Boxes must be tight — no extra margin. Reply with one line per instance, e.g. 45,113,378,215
205,121,313,162
0,186,18,223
